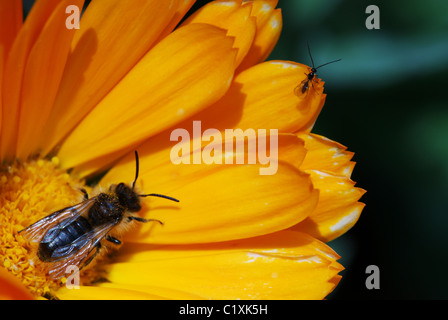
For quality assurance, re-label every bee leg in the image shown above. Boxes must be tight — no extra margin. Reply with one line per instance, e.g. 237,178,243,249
80,188,89,200
105,235,121,245
43,291,60,300
311,78,320,95
128,216,164,225
80,242,101,271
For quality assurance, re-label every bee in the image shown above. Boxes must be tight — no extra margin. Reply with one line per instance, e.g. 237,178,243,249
294,42,341,96
19,151,179,280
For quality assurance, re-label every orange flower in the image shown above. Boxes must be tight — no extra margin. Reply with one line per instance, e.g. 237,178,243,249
0,0,363,299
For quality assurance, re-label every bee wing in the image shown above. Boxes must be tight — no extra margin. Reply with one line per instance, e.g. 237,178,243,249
293,83,303,96
19,197,98,243
294,76,310,96
46,220,119,280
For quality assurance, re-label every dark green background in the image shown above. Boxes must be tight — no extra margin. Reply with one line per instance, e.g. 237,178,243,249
23,0,448,299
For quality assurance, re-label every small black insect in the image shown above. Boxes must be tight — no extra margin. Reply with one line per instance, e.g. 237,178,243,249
19,151,179,279
295,42,341,95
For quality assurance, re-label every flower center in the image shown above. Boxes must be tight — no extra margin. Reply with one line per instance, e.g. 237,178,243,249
0,157,87,297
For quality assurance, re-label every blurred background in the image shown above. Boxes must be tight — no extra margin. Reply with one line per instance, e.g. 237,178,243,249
22,0,448,299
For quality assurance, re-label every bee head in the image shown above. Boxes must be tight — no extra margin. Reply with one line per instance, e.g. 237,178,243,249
119,151,179,211
115,182,141,212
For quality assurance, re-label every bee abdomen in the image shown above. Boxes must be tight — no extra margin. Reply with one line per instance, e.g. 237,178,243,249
38,217,92,262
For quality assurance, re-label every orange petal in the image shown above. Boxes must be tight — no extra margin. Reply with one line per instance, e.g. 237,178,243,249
0,0,61,162
299,133,355,178
100,134,314,244
55,284,165,300
0,268,34,300
295,201,365,243
294,133,366,242
100,130,307,184
194,60,326,133
57,23,236,169
0,0,22,65
0,46,3,134
182,0,256,67
294,170,365,242
306,170,365,213
75,117,306,177
101,231,342,299
39,0,186,156
155,0,196,41
237,0,282,72
15,0,84,160
69,65,313,177
102,156,317,244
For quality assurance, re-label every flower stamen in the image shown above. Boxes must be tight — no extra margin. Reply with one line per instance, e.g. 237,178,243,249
0,157,86,297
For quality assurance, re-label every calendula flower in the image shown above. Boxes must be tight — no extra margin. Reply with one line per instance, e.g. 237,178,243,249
0,0,364,300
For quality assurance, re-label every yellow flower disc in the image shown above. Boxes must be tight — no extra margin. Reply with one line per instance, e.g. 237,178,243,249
0,158,86,297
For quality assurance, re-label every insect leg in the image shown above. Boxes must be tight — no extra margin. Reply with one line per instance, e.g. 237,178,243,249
105,235,121,245
80,188,89,200
128,216,164,225
310,78,321,95
79,242,101,271
43,291,60,300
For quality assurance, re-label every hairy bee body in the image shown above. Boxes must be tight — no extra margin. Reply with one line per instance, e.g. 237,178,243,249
36,191,127,264
19,152,179,280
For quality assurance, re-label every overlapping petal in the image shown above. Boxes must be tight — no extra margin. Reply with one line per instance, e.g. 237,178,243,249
0,47,3,134
0,267,34,300
57,23,236,169
16,0,83,160
155,0,196,42
39,0,191,157
294,133,366,242
71,59,320,177
121,162,316,244
0,0,61,161
101,131,306,186
98,129,316,244
0,0,22,66
299,133,356,177
238,0,282,72
55,284,165,300
183,0,283,72
195,60,326,133
182,0,256,67
57,231,342,300
0,0,17,131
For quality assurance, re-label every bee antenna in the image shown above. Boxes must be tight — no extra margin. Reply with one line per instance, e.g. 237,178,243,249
307,41,315,68
132,151,179,203
315,58,342,70
132,150,139,190
139,193,180,202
